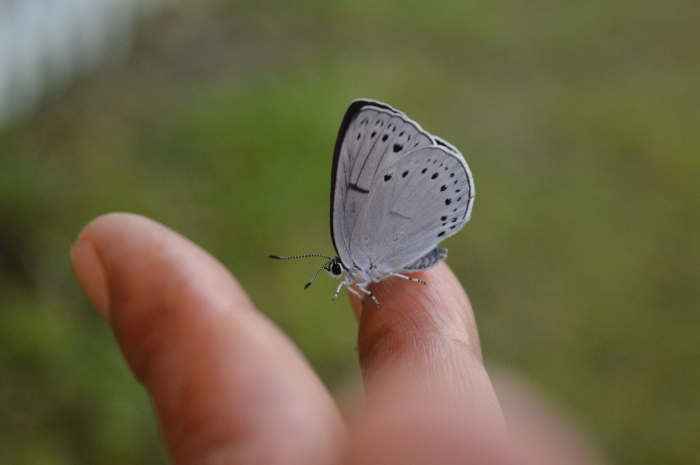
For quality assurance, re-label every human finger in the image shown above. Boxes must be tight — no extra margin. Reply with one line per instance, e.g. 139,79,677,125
345,263,508,463
70,213,345,465
351,263,501,418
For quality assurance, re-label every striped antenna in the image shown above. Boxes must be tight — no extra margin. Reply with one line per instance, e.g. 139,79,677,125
268,254,333,260
304,260,333,290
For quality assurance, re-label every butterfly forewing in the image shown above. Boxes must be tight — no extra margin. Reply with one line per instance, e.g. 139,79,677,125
331,100,436,268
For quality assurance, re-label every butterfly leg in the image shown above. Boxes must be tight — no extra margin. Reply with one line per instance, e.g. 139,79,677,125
345,285,363,300
356,282,381,307
332,281,346,301
390,272,427,285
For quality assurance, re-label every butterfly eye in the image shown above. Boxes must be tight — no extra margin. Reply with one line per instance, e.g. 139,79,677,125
330,262,343,276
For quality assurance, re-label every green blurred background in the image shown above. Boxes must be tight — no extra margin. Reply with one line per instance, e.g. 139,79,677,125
1,0,699,463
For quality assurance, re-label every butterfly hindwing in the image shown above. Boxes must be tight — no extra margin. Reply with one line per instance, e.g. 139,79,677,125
347,145,473,273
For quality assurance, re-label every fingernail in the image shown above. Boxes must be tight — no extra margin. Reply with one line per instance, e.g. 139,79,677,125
70,239,111,322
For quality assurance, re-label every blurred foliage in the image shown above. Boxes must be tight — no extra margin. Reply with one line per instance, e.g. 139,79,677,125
1,0,699,464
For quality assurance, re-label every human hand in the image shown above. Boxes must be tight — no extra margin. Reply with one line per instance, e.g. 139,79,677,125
70,213,597,465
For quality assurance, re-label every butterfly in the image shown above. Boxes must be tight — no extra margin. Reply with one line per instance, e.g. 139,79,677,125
270,99,474,306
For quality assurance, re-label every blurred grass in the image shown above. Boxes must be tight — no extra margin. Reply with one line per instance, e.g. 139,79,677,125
1,1,699,464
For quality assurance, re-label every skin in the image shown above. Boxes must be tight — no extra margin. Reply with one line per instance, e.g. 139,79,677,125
70,213,602,465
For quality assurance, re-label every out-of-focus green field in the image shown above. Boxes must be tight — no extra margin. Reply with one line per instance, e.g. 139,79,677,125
1,1,699,463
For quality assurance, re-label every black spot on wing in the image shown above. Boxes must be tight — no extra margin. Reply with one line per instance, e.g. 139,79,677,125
349,183,369,194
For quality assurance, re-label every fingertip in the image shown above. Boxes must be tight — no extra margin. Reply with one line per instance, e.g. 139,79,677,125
75,212,145,244
70,239,111,322
70,213,152,323
358,263,479,363
355,263,503,424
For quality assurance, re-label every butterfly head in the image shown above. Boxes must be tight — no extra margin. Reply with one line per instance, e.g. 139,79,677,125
325,257,346,279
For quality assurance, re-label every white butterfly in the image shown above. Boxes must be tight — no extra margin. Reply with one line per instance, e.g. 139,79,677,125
271,99,474,306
